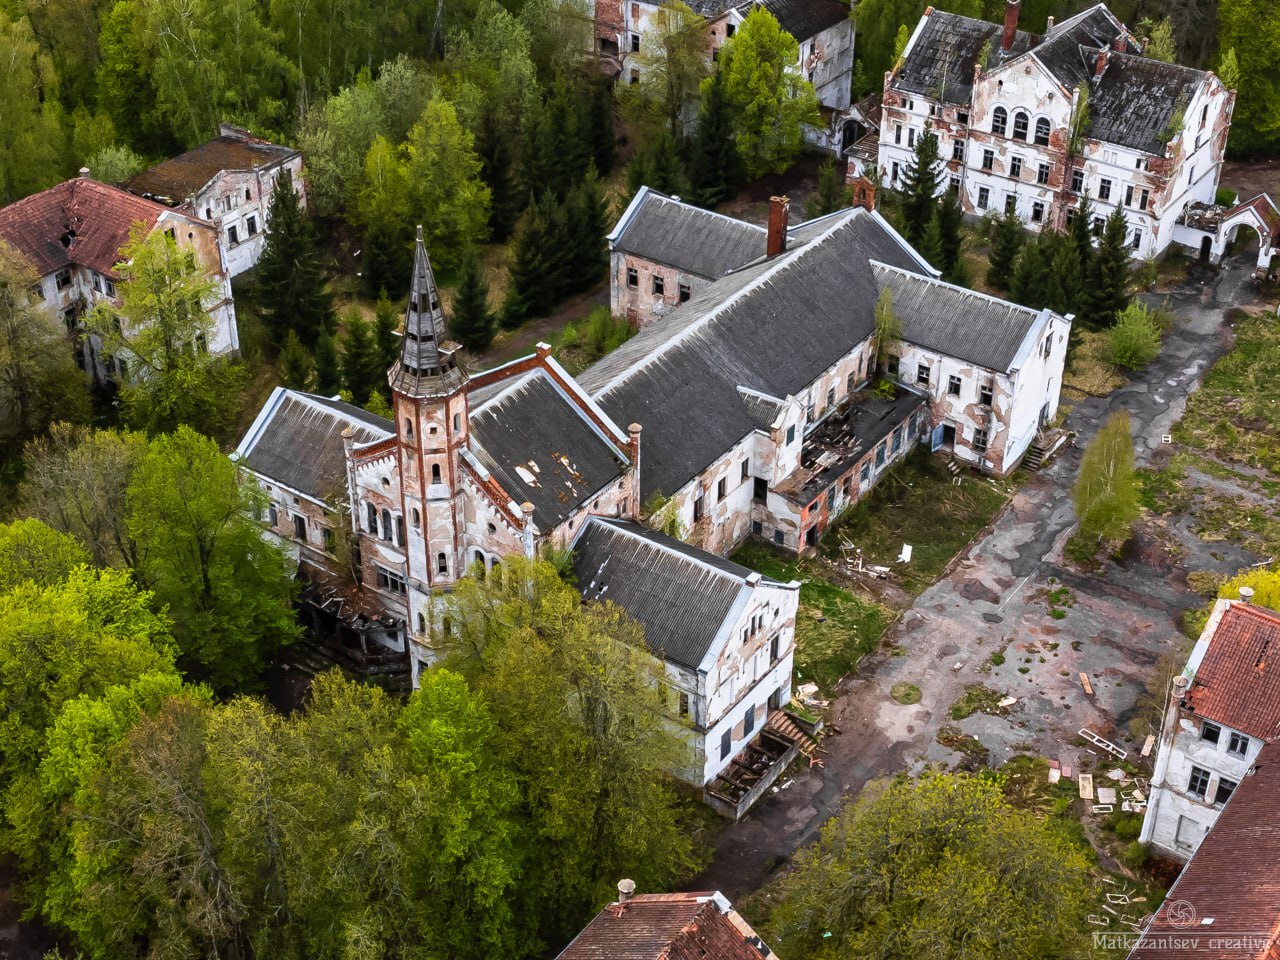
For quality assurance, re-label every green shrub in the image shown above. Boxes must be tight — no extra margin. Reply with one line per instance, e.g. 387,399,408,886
1215,187,1237,207
1114,813,1143,841
1119,840,1148,870
1106,302,1163,370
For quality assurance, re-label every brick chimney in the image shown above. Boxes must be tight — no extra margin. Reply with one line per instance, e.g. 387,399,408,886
766,196,790,257
1002,0,1021,53
851,176,877,212
1113,34,1127,53
1094,46,1109,77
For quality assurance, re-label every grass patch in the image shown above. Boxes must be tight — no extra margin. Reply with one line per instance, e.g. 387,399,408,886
949,683,1006,720
1063,329,1126,399
553,306,635,375
890,681,922,705
821,448,1012,594
733,542,891,694
935,724,989,762
989,651,1006,666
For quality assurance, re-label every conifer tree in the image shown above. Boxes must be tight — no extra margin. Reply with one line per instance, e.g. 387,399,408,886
626,150,658,201
1086,208,1131,327
503,192,559,326
361,224,412,300
1009,239,1050,309
373,290,399,372
477,113,521,243
987,212,1023,290
566,168,610,292
649,129,686,196
341,314,382,406
256,171,334,348
1045,235,1086,318
918,211,945,271
451,248,496,352
522,104,561,202
1069,191,1095,267
314,327,341,395
900,124,941,244
935,194,965,283
805,157,850,220
587,80,617,176
280,330,313,389
687,67,744,210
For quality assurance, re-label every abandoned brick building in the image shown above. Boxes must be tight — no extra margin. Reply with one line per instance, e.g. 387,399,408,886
236,228,807,810
126,123,304,278
599,0,853,110
867,2,1236,261
0,170,237,384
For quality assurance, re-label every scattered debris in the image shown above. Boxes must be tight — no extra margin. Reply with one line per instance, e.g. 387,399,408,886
998,696,1018,708
1079,672,1094,695
1141,734,1156,758
1092,803,1114,814
1048,767,1061,784
1079,773,1095,800
1097,786,1118,805
1079,727,1128,760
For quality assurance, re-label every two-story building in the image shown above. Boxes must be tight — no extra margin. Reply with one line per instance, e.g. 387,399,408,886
604,0,853,110
0,171,237,383
1140,595,1280,860
870,2,1234,260
126,123,304,277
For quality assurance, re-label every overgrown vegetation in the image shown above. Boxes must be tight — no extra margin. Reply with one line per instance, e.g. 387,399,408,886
554,307,636,373
949,683,1007,720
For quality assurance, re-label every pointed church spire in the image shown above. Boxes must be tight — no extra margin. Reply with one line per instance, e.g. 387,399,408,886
388,226,468,398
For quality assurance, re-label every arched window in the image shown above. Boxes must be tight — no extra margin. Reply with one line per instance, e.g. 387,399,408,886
404,417,414,439
416,612,426,634
431,463,442,484
992,106,1007,136
365,501,377,533
380,508,392,541
1012,111,1029,141
437,552,448,575
1034,117,1050,146
395,515,405,546
412,507,421,527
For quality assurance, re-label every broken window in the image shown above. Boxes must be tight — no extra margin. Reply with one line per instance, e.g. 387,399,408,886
626,267,638,288
1187,765,1210,800
678,281,691,302
652,275,664,296
949,176,960,193
247,215,258,235
55,269,72,290
847,371,857,394
770,634,780,662
1071,169,1084,193
105,279,116,297
268,505,278,527
92,273,102,293
916,363,929,386
948,374,961,396
293,514,306,540
366,502,377,532
907,127,916,148
981,149,994,171
1131,229,1142,250
892,426,903,453
740,459,749,481
720,729,732,760
887,354,899,377
678,692,690,717
875,443,886,468
717,477,727,501
754,477,768,502
1004,194,1017,215
725,21,734,35
693,493,705,520
972,428,988,452
1037,163,1049,185
952,139,964,162
743,705,755,736
1034,117,1050,145
1215,777,1237,805
894,123,902,146
377,565,407,594
322,527,335,552
630,33,640,51
891,162,900,184
1228,732,1250,757
1098,178,1112,201
752,519,763,535
380,509,392,540
1202,721,1221,744
228,225,239,246
396,516,405,546
1031,201,1045,223
979,383,993,406
629,69,639,85
244,186,252,201
1092,216,1105,236
826,386,835,409
1012,111,1029,141
860,462,870,483
1010,156,1023,179
785,425,795,445
1139,189,1149,211
437,552,448,575
431,463,442,484
991,106,1007,136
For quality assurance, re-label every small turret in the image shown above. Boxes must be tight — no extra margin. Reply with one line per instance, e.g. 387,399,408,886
388,225,468,399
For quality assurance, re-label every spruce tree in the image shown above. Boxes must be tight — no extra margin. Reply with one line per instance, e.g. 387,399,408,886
626,150,658,200
687,67,744,210
1086,208,1131,327
362,223,411,300
649,130,686,196
477,112,521,242
935,193,965,282
987,212,1023,290
256,170,334,348
1046,235,1086,318
280,330,313,390
314,327,341,395
587,79,616,176
1069,191,1095,268
1009,239,1050,309
522,103,561,203
900,124,941,244
503,192,557,326
373,290,399,372
340,314,382,406
566,168,610,292
451,247,496,352
805,157,849,220
918,210,945,270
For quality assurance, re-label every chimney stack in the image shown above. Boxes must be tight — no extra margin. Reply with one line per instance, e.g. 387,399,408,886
1113,34,1126,53
851,176,877,212
1094,47,1109,77
1240,586,1256,604
79,166,91,179
1045,14,1054,30
766,196,790,257
1002,0,1021,53
617,879,636,903
1172,674,1189,702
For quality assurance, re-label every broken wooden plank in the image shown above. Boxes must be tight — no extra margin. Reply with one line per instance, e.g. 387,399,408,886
1079,672,1094,695
1141,734,1156,758
1079,773,1095,800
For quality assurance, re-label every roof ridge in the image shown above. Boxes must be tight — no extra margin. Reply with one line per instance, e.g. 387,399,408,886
870,259,1042,316
591,517,752,584
592,211,861,400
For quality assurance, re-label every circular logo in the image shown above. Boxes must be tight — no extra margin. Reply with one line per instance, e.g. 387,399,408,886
1166,900,1197,929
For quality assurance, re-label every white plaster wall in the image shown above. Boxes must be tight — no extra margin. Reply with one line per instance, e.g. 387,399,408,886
193,155,305,278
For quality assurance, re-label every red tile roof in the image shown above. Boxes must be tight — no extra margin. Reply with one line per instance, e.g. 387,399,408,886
556,893,772,960
1129,740,1280,960
0,178,167,279
125,135,297,204
1186,603,1280,742
1226,194,1280,242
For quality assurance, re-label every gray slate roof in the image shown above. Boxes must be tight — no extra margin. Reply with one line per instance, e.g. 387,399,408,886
1032,6,1127,89
1090,53,1206,154
757,0,849,41
582,208,930,500
237,390,392,499
469,369,629,531
893,11,1034,105
572,517,789,670
610,188,767,279
871,262,1044,372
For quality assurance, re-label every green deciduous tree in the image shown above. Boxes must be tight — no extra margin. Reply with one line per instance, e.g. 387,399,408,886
1106,301,1163,370
1217,566,1280,609
635,1,709,135
88,227,247,437
297,77,386,218
687,66,745,209
1072,411,1139,551
452,247,496,351
716,7,820,177
769,772,1091,960
0,13,64,204
126,426,299,691
0,242,90,451
0,519,89,593
85,143,145,182
256,170,335,348
1218,0,1280,155
900,123,941,243
1142,17,1177,62
986,211,1023,290
873,287,900,373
